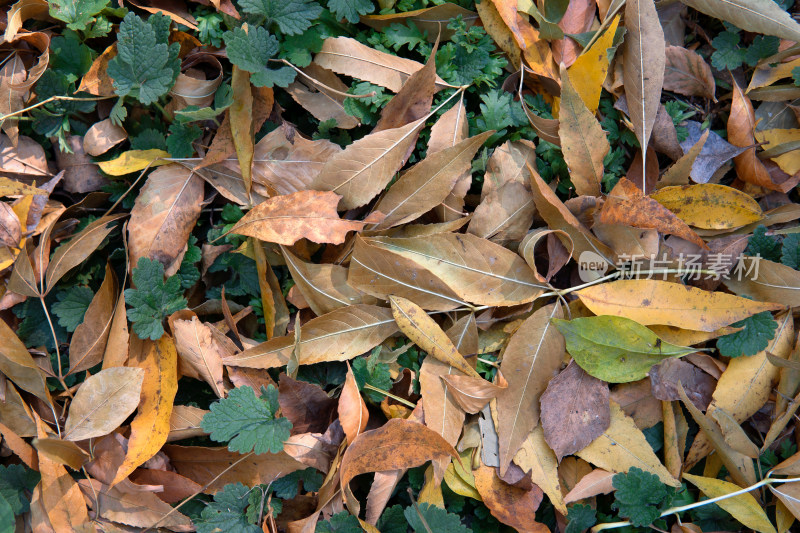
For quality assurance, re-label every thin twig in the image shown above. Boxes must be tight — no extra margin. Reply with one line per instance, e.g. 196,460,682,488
0,95,116,121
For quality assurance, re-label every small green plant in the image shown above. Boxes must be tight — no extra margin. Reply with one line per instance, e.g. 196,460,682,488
124,257,187,340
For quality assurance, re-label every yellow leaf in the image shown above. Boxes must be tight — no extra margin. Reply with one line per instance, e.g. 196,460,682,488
513,426,566,514
576,279,783,332
96,149,171,176
0,177,45,197
650,184,763,229
577,401,679,487
111,335,178,486
754,128,800,175
567,16,620,113
683,473,777,533
390,295,480,378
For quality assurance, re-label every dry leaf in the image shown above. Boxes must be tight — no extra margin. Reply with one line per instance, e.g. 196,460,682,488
339,363,369,444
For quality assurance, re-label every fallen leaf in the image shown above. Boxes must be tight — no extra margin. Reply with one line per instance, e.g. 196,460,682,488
680,0,800,41
225,305,397,369
663,46,716,100
553,315,695,383
68,263,118,374
567,16,621,113
96,149,171,176
0,317,50,404
278,373,337,434
440,374,506,414
171,315,228,398
311,118,427,210
496,303,564,475
390,295,480,378
374,42,437,132
63,367,144,441
577,401,679,486
558,66,608,197
314,37,453,93
683,473,777,533
112,335,179,486
540,360,610,460
564,468,616,504
576,279,783,332
473,464,547,532
623,0,665,184
339,363,369,444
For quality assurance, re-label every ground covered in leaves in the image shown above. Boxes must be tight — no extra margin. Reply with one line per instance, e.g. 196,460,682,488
3,0,800,531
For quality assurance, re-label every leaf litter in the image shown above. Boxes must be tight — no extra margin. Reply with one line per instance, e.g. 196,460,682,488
3,0,800,531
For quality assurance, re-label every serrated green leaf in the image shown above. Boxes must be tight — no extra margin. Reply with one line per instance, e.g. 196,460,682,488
197,483,261,533
52,286,93,332
316,510,363,532
167,122,201,158
201,385,292,454
0,465,39,516
328,0,373,23
565,504,597,533
271,468,323,499
744,35,780,66
238,0,322,35
107,12,180,104
552,316,695,383
404,503,471,533
747,225,782,262
716,311,778,357
711,31,746,70
124,257,187,340
781,233,800,268
611,467,674,527
49,0,109,31
223,27,296,88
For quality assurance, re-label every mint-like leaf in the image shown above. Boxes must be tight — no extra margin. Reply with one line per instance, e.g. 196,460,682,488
781,233,800,269
565,504,597,533
52,286,93,332
167,122,201,158
237,0,322,35
611,467,674,528
710,31,746,70
201,385,293,454
717,311,778,357
746,225,782,262
107,12,180,104
404,503,471,532
223,27,296,88
124,257,187,340
316,511,363,532
196,483,261,533
49,0,109,31
0,465,39,516
328,0,373,23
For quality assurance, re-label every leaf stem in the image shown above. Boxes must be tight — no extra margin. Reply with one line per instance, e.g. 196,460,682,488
363,383,416,408
539,269,722,298
272,59,378,99
591,476,800,532
0,95,116,121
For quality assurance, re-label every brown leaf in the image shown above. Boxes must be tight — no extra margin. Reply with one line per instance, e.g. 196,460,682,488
311,118,427,210
314,37,453,93
558,66,608,197
374,41,437,132
663,46,716,100
101,290,129,370
171,315,229,398
372,131,493,229
46,214,125,294
283,246,374,316
77,43,116,96
287,64,360,129
0,317,50,404
279,373,337,434
729,80,785,192
366,233,547,306
540,360,611,461
468,141,537,243
129,468,203,504
32,438,90,470
63,367,144,441
623,0,665,185
128,164,204,272
54,135,108,194
349,235,466,311
225,304,397,369
168,405,208,442
597,177,708,249
230,66,255,196
473,464,547,533
649,358,715,410
166,445,305,492
69,263,118,374
496,303,564,476
440,374,506,414
230,190,366,245
339,363,369,445
35,415,91,531
340,418,459,492
610,379,663,429
528,161,614,262
419,315,476,447
563,468,616,503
